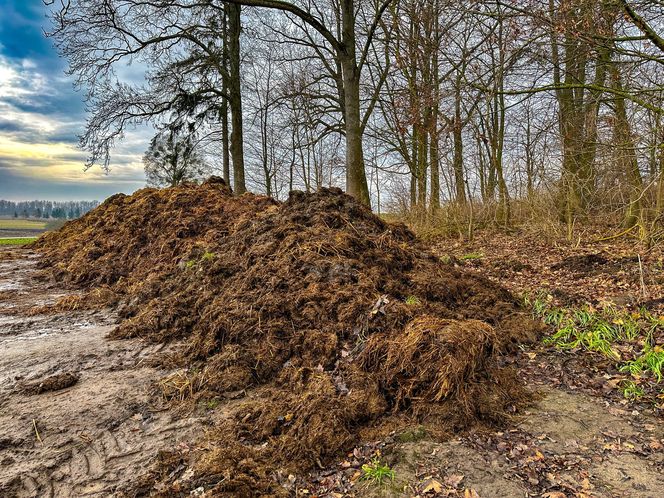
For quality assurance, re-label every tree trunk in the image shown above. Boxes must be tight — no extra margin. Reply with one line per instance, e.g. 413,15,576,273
410,122,418,208
551,0,614,226
494,82,509,225
612,66,643,229
221,7,231,186
221,97,230,185
430,114,440,211
340,0,370,207
656,129,664,219
452,116,466,204
525,109,535,197
227,3,246,194
417,120,428,208
261,110,271,197
430,44,440,212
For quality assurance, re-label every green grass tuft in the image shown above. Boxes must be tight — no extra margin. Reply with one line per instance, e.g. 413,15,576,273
525,292,664,398
201,398,220,410
620,346,664,382
361,458,395,486
405,295,421,306
0,237,38,246
620,380,645,399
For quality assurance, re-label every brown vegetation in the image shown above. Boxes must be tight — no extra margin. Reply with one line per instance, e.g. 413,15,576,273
21,373,79,395
31,180,540,494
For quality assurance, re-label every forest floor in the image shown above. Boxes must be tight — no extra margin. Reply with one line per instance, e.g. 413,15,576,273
299,228,664,497
1,226,663,497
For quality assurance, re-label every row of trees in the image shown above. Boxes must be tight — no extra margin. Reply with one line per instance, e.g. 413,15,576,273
0,200,99,219
48,0,664,232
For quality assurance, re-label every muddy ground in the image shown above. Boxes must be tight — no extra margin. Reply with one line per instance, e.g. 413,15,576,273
1,244,663,497
0,248,213,497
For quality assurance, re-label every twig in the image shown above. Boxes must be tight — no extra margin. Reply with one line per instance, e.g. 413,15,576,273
593,224,636,242
33,419,43,444
638,254,648,300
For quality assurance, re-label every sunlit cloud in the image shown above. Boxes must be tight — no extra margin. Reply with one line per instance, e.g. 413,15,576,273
0,49,146,200
0,0,149,200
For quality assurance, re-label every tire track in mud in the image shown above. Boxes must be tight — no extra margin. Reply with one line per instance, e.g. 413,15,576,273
0,248,209,497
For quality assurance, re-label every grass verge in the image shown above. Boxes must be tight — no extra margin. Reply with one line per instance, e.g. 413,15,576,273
0,237,38,246
0,219,47,230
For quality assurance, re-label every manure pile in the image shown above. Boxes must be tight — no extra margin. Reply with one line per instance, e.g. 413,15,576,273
32,178,539,496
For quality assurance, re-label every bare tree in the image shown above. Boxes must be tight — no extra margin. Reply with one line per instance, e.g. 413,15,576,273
219,0,396,206
47,0,247,193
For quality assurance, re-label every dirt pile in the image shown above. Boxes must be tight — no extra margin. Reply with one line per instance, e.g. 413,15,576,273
32,181,539,495
32,176,276,289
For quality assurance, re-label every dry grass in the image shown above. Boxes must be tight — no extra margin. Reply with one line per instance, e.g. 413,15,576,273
27,287,118,315
398,187,664,250
158,369,209,401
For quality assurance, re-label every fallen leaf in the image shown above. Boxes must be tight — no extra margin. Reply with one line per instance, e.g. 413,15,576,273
464,488,480,498
422,479,443,494
444,474,464,488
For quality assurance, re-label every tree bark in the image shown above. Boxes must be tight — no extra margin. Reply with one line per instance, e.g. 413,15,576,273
612,66,643,228
430,112,440,211
221,97,230,185
417,119,428,208
551,0,615,226
657,130,664,220
227,3,246,194
452,115,466,204
410,121,418,208
429,20,440,212
340,0,371,206
221,7,231,186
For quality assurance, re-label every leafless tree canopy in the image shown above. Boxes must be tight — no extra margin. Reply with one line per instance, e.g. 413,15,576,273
48,0,664,230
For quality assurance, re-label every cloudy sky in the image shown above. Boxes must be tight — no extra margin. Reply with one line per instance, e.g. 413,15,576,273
0,0,147,201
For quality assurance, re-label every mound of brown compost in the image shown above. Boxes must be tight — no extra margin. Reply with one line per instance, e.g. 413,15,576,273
32,176,277,289
32,180,540,496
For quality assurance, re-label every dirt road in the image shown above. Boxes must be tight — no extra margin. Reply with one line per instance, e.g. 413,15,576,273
0,248,206,497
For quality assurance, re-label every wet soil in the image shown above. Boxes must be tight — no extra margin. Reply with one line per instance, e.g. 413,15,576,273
303,388,664,497
0,248,212,497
